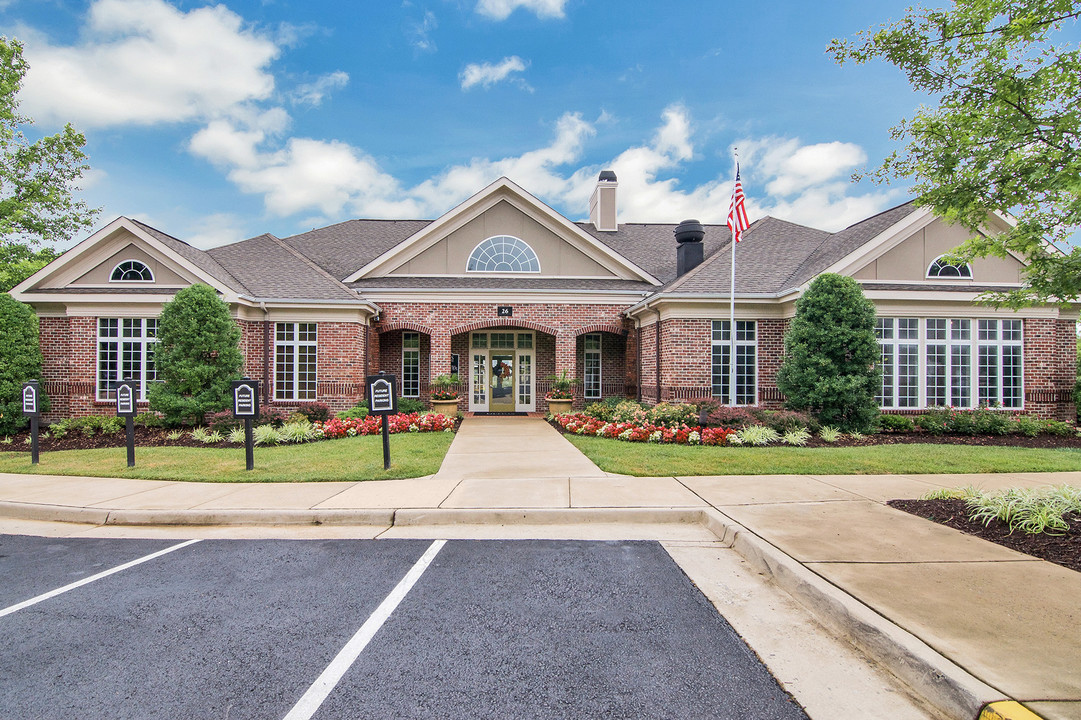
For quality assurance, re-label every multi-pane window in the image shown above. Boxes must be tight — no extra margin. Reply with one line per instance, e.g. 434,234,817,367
877,318,1023,409
275,323,317,400
926,255,972,278
583,333,602,400
402,332,420,397
97,318,158,400
110,260,154,282
466,236,540,272
711,320,757,405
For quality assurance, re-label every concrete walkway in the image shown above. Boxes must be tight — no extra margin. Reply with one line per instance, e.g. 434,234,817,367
1,415,1079,720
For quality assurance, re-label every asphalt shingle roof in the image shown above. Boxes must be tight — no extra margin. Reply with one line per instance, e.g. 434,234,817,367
207,234,362,302
129,218,249,295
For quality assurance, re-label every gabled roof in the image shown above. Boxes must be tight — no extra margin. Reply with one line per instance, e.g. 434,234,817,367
128,219,250,295
208,233,364,302
282,219,431,282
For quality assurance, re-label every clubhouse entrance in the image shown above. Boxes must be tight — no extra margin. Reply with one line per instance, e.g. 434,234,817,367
469,331,535,413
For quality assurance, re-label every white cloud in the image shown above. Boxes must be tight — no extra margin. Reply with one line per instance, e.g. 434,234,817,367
187,103,897,232
460,56,530,91
475,0,568,20
19,0,279,128
292,71,350,107
184,213,251,249
408,10,438,52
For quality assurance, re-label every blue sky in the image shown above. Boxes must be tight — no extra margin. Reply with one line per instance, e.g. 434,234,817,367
5,0,962,248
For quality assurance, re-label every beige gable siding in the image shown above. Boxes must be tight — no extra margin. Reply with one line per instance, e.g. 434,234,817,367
854,218,1023,283
68,243,189,286
389,200,618,277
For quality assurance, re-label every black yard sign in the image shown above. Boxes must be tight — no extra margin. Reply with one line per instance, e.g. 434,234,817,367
22,381,40,464
366,373,398,469
116,379,137,467
231,379,260,471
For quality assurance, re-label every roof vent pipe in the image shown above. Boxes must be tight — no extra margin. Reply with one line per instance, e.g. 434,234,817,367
590,171,618,231
675,219,705,276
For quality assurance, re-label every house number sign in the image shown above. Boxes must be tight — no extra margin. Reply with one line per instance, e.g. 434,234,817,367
497,306,513,317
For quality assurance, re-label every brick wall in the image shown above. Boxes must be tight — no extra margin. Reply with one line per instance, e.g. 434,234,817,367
1024,318,1077,420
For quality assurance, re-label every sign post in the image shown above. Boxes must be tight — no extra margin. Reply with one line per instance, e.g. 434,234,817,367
116,379,138,468
231,378,260,471
366,372,398,470
22,381,40,465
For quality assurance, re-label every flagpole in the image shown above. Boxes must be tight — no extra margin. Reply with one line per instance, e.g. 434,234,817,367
729,151,738,407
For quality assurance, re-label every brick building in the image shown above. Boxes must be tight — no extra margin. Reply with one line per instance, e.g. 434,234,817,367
12,174,1077,421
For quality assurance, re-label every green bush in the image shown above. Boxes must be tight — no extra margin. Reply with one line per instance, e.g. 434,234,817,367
0,293,47,435
1041,419,1076,437
398,398,426,414
646,402,698,428
1013,415,1043,437
134,411,164,428
877,414,916,432
336,402,369,420
583,396,626,422
610,400,649,425
147,284,243,426
758,409,820,434
776,274,880,432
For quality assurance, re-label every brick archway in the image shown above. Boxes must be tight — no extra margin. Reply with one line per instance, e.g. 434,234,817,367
574,323,626,337
449,318,560,337
376,321,434,335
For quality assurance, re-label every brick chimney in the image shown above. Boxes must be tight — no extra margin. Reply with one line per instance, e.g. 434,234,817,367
590,170,618,231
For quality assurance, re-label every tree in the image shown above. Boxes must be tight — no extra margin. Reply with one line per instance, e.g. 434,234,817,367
1,38,97,249
830,1,1081,307
148,284,244,426
0,292,45,435
776,274,881,432
0,244,59,292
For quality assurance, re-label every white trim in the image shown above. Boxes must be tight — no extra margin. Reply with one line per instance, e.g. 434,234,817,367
344,177,660,285
466,235,542,273
109,259,155,283
926,255,973,279
274,322,319,401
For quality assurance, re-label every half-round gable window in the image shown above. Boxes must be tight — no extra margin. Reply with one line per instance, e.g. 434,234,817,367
467,236,540,273
927,255,972,278
110,259,154,282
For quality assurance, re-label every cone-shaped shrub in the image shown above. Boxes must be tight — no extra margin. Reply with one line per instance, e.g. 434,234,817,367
148,284,243,426
776,273,880,432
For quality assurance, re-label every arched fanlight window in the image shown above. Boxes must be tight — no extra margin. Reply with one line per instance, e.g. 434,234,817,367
110,259,154,282
467,236,540,273
926,255,972,278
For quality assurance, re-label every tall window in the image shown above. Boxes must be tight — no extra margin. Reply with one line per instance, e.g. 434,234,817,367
275,323,317,400
97,318,158,400
583,333,602,400
711,320,757,405
467,236,540,272
402,332,420,397
877,317,1022,409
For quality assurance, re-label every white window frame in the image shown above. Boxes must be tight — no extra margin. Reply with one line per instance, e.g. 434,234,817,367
583,333,602,400
926,255,972,279
711,320,757,406
402,332,420,398
110,260,154,282
466,235,541,273
876,317,1023,409
275,322,318,401
96,318,158,401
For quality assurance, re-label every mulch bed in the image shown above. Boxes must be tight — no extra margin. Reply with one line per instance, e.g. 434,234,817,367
888,498,1081,574
5,427,241,452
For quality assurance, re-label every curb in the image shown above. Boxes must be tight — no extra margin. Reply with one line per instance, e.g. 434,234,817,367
0,499,1046,720
700,507,1005,720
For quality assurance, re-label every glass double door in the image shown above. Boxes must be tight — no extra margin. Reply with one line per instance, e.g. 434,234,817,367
469,332,534,413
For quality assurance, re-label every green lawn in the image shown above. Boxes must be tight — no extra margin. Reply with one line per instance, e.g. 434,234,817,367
564,436,1081,476
0,433,454,483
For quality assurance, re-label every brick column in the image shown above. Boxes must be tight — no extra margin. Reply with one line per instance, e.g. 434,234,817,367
430,329,452,379
555,331,575,375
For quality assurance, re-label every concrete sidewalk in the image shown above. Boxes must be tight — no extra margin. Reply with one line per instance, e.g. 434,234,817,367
1,415,1079,720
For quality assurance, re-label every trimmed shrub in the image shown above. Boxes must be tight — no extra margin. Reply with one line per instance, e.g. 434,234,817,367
776,274,880,432
704,405,759,429
758,409,820,434
877,414,916,432
646,402,698,428
398,398,426,414
0,293,47,435
295,402,331,423
258,407,292,427
205,410,240,433
134,411,164,428
148,284,243,426
336,402,369,420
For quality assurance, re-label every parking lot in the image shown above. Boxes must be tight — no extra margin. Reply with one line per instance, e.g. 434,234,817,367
0,535,807,720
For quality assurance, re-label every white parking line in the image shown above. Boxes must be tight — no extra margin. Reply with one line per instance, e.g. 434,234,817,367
282,539,446,720
0,539,202,619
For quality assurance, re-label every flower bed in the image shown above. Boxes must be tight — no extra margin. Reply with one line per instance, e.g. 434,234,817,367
553,412,735,446
314,412,456,439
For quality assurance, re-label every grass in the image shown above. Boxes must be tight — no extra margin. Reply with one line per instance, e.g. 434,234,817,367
0,433,454,483
564,436,1081,476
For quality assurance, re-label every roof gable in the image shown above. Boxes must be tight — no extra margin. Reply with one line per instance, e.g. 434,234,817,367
343,177,660,285
11,217,248,300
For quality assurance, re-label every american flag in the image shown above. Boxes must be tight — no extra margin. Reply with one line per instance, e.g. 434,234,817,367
727,166,749,243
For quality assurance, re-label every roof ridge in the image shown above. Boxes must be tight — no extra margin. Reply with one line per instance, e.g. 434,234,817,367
267,233,363,298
